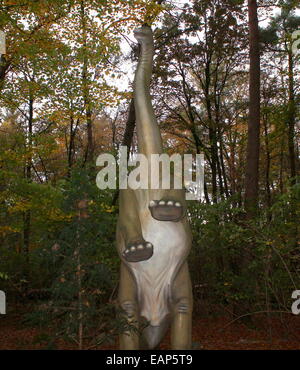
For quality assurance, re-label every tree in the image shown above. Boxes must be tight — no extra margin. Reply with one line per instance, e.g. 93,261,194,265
244,0,261,216
153,0,248,203
260,2,300,188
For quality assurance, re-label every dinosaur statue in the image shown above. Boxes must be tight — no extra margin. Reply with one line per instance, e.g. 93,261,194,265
116,25,193,350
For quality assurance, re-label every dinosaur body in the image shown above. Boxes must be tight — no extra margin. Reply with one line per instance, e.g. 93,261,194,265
116,26,193,350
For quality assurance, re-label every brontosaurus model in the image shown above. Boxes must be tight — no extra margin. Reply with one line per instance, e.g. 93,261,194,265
116,25,193,349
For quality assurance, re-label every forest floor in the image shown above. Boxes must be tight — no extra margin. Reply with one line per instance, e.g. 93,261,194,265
1,305,300,350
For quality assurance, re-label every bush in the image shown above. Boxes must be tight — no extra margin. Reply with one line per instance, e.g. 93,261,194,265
188,184,300,316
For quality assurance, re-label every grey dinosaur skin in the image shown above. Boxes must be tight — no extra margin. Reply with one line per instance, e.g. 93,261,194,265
116,26,193,350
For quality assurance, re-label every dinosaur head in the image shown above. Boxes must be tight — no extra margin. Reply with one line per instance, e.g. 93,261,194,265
133,25,153,45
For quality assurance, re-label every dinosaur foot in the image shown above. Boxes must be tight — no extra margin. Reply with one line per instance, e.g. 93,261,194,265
122,242,153,263
149,200,184,222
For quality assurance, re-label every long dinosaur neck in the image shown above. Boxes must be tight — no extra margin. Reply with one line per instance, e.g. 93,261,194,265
134,38,163,157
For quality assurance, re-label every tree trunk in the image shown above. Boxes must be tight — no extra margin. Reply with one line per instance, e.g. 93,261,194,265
122,98,136,156
111,98,136,206
263,115,271,214
67,112,78,177
203,58,217,203
245,0,261,217
209,128,218,203
80,0,93,164
0,55,10,91
23,95,33,284
219,137,230,198
287,51,296,185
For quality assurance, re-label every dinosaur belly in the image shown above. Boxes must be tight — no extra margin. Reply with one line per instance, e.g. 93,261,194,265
127,215,188,326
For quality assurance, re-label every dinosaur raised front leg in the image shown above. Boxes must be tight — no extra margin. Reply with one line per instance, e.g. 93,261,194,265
149,188,186,222
119,188,153,262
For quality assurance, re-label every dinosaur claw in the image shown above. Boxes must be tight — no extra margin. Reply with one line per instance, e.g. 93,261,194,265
123,241,153,263
149,199,184,222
